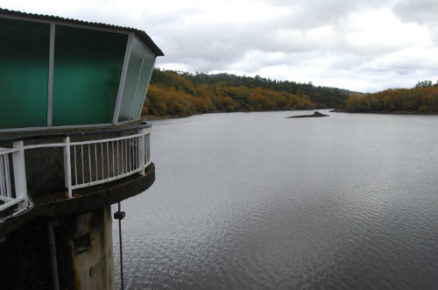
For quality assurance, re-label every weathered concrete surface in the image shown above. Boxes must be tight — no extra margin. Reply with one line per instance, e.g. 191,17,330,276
57,206,115,290
0,207,116,290
0,162,154,237
0,120,145,139
0,121,150,198
0,161,153,289
0,218,53,289
0,124,154,290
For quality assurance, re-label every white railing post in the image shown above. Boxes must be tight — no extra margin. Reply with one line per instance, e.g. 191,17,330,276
0,153,5,198
64,137,73,198
145,130,151,166
138,129,147,175
12,141,28,207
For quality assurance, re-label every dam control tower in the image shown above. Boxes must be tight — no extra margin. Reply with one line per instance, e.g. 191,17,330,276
0,8,163,289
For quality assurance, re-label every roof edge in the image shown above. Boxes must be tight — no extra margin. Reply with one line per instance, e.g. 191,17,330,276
0,7,164,56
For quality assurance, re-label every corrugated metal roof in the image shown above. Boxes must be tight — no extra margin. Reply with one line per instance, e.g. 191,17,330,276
0,8,164,56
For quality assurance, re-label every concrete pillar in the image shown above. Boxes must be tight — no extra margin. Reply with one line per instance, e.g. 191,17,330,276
57,206,115,290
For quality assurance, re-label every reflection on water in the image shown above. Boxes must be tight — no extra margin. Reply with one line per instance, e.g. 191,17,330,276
113,111,438,289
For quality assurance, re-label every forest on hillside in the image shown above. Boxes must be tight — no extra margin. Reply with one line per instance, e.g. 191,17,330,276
143,70,438,117
143,69,349,117
344,83,438,113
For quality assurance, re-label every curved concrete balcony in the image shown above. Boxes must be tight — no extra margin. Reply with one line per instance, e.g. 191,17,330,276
0,122,154,230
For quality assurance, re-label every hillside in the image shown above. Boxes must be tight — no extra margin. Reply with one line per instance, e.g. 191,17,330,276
143,69,350,117
344,85,438,113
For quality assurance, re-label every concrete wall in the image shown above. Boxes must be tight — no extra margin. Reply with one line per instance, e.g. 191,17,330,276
76,209,113,289
0,206,115,290
57,206,115,290
0,218,53,289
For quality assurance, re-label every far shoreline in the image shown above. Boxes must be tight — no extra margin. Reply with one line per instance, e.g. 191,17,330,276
331,109,438,115
142,108,329,121
142,108,438,122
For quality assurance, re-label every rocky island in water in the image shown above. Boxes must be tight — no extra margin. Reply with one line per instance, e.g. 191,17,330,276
287,111,329,118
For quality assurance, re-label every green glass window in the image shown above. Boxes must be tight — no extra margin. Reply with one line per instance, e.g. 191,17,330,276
118,37,156,122
52,26,127,126
0,18,49,129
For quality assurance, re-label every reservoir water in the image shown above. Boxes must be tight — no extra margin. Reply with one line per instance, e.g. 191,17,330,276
113,110,438,289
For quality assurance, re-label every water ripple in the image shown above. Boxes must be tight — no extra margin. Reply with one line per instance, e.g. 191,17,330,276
114,111,438,289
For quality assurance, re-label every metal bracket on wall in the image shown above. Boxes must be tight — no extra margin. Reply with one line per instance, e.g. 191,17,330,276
114,210,126,220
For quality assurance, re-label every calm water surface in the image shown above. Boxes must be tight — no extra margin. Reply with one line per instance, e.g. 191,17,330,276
113,111,438,289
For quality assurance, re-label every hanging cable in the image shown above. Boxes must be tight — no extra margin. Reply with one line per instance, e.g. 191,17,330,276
48,220,60,290
114,202,126,290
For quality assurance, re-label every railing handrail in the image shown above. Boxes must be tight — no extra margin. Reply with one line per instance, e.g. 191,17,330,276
69,131,147,146
2,130,150,151
0,147,20,154
0,121,151,143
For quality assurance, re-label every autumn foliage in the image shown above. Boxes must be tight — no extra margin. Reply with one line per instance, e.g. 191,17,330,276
144,69,349,117
344,86,438,113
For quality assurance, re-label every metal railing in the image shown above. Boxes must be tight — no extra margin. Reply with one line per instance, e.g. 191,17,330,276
0,127,151,215
0,142,27,212
66,129,151,196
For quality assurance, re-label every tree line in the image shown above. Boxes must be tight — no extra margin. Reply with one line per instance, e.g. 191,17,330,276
344,81,438,113
143,70,438,116
143,69,350,117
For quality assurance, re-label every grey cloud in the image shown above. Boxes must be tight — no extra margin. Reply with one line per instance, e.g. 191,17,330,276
152,0,402,70
394,0,438,25
48,0,435,91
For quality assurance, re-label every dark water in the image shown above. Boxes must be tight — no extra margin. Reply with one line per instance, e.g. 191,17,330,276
113,110,438,289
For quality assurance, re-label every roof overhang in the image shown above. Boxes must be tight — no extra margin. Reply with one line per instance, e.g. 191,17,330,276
0,8,164,56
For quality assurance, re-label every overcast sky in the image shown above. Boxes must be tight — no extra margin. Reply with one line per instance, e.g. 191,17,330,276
1,0,437,92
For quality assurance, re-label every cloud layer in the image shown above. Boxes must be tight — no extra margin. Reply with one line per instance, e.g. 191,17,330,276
1,0,437,91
